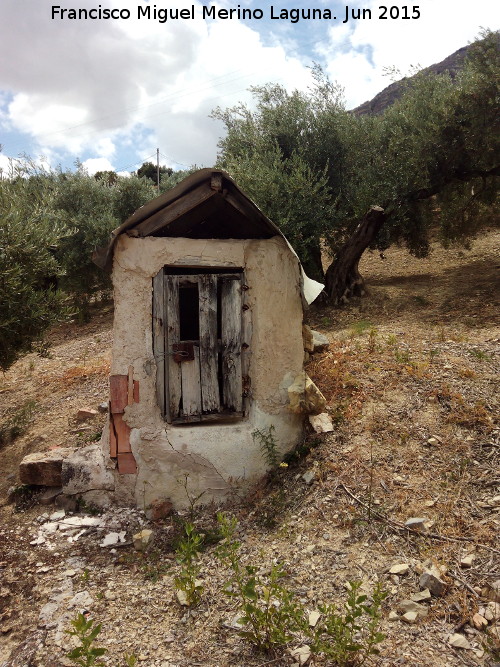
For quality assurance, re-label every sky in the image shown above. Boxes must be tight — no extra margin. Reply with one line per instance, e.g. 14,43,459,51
0,0,498,177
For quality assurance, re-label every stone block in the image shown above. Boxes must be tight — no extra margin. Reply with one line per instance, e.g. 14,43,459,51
61,444,114,495
19,448,75,487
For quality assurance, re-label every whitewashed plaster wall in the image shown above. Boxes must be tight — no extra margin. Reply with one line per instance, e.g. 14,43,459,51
107,235,305,508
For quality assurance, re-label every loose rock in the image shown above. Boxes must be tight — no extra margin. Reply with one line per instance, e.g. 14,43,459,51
448,633,471,649
419,571,446,597
401,611,418,624
133,529,154,551
389,563,410,575
76,408,98,421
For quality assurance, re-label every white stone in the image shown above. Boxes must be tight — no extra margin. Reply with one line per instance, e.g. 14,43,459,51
308,413,334,433
460,554,475,568
100,531,126,547
302,470,316,485
290,645,311,665
404,517,428,532
389,563,410,575
411,589,431,602
133,529,154,551
401,611,418,624
448,633,471,649
308,611,321,627
397,600,428,618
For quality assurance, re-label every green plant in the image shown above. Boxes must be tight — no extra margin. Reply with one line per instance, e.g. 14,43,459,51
311,581,387,665
0,399,37,446
124,654,138,667
469,348,491,361
252,425,279,470
177,473,206,520
348,320,372,339
367,327,378,353
65,613,107,666
394,348,411,364
174,522,204,606
216,513,308,652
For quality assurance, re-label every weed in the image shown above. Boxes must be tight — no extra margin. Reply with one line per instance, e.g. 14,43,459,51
311,581,387,665
386,334,397,347
216,513,308,652
428,348,440,363
252,425,279,470
10,484,39,511
367,327,378,353
80,568,90,583
174,522,204,606
124,653,138,666
0,399,37,445
216,514,387,662
65,613,107,666
33,338,53,358
177,473,206,520
349,320,372,339
394,348,411,364
469,348,491,361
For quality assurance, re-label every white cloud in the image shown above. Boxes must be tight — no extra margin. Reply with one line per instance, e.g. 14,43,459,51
319,0,499,107
0,0,497,168
82,157,116,175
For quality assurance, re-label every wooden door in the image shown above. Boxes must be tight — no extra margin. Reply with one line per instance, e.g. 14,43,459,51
153,269,244,423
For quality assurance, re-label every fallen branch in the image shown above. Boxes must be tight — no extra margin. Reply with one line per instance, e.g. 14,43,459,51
339,484,500,555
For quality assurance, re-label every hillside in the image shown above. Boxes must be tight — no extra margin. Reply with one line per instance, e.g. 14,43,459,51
0,230,499,666
353,43,470,116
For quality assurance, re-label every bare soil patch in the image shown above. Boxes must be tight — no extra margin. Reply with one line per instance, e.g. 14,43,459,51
0,231,498,666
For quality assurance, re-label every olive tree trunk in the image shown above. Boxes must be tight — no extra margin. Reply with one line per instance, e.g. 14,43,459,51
324,206,386,305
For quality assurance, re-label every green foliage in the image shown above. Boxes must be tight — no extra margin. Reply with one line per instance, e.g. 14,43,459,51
174,522,204,606
216,513,308,652
0,160,153,367
252,424,279,469
136,161,172,184
214,32,499,289
0,399,37,445
0,168,68,370
216,514,387,661
311,581,387,665
65,613,107,667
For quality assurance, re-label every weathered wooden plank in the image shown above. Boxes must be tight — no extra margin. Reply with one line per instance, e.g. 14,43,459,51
110,375,128,414
114,414,132,454
165,274,182,421
117,452,137,474
241,272,252,409
181,344,201,417
221,277,243,412
199,274,220,413
133,380,140,403
152,270,166,418
134,186,215,237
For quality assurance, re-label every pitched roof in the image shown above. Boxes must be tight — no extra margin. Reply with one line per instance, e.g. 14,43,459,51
93,168,281,271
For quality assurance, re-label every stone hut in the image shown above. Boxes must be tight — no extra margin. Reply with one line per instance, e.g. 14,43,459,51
91,169,323,509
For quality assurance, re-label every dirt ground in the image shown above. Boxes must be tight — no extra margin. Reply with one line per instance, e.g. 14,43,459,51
0,230,499,667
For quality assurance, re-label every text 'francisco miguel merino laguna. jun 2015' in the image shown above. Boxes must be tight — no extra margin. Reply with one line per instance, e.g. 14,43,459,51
51,4,422,24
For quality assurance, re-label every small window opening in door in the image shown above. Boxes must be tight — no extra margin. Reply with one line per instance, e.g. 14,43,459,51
179,283,199,341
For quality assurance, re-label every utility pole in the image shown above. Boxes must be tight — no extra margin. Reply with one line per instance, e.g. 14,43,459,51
156,148,160,194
